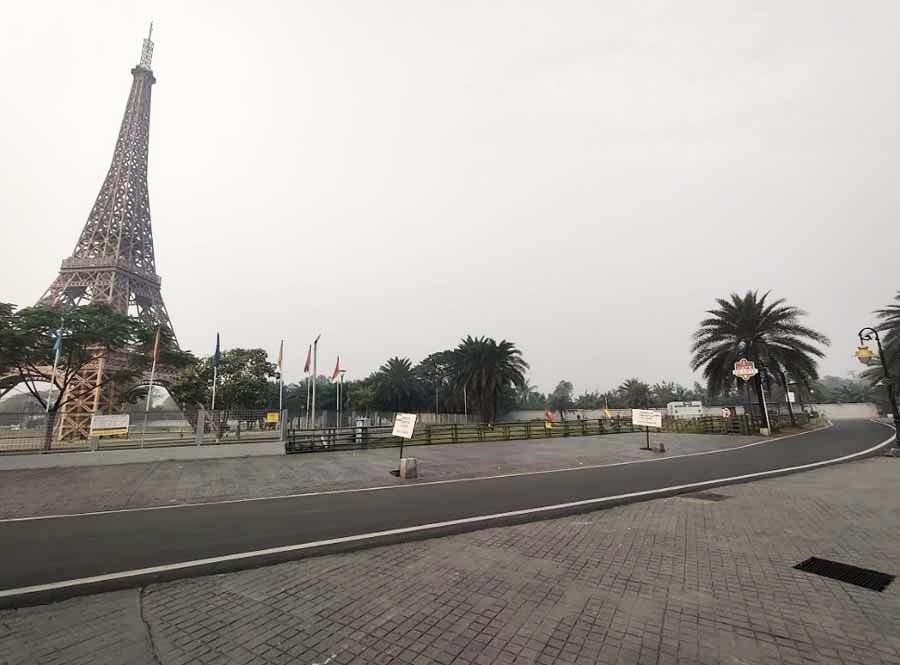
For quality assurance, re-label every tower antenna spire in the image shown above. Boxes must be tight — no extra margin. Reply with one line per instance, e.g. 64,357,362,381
139,22,154,68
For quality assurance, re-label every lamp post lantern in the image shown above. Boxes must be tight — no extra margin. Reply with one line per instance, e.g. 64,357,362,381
856,327,900,441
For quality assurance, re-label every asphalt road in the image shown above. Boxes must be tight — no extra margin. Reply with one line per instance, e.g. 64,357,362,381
0,419,892,605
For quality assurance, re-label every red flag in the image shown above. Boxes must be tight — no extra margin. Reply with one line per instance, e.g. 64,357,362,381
151,327,161,363
303,344,311,373
331,356,341,381
544,408,555,423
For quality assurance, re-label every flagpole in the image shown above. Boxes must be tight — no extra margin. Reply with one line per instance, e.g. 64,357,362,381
141,355,158,447
305,375,312,429
278,340,284,415
310,334,320,429
46,339,61,413
211,366,218,411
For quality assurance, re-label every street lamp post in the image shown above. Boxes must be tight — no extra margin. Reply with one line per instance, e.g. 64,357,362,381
856,327,900,439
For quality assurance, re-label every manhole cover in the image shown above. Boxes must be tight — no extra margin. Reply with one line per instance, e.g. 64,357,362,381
681,491,729,502
794,557,895,592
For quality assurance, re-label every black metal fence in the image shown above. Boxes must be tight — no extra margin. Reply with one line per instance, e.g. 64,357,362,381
0,408,285,454
286,412,813,454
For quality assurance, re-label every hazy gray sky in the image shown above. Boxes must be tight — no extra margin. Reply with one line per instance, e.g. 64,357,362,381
2,1,898,395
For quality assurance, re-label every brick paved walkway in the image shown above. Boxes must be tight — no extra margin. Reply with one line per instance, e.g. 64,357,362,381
0,431,758,518
2,454,899,665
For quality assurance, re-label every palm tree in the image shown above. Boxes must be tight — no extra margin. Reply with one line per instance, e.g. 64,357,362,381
515,379,537,407
875,291,900,376
618,378,651,407
859,292,900,415
450,336,528,423
373,357,423,413
691,290,829,426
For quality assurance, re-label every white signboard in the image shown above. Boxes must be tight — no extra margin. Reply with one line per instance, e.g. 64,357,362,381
732,358,759,381
787,391,796,404
90,414,130,437
667,400,704,419
631,409,662,429
391,413,418,439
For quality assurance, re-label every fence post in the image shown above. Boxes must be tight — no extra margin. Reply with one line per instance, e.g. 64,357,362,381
526,422,532,439
195,409,205,446
280,410,288,443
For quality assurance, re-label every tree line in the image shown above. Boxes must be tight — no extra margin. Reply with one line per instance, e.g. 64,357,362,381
2,289,899,425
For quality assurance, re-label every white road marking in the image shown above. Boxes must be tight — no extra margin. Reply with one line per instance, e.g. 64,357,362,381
0,422,833,523
0,422,891,601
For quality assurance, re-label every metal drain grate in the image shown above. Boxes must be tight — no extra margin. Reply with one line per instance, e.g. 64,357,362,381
681,491,729,502
794,557,895,592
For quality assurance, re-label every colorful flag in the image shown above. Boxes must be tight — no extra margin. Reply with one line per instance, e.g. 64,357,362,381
331,356,341,381
213,333,221,368
151,327,161,363
544,408,555,423
276,340,283,370
303,344,312,373
52,325,63,358
603,408,612,419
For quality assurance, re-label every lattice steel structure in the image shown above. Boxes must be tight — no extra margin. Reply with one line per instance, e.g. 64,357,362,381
39,27,178,438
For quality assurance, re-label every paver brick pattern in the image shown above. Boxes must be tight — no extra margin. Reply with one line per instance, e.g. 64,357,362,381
0,431,758,519
2,455,898,664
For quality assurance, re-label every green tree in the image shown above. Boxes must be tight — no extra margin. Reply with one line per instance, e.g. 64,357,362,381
349,382,376,411
690,290,829,425
650,381,677,406
875,291,900,375
169,348,277,411
450,336,528,423
547,380,574,419
373,357,424,412
859,292,900,412
513,378,545,409
415,351,454,413
0,303,172,413
617,378,651,407
574,390,601,409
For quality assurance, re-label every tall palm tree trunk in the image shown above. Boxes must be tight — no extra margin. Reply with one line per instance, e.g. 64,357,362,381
779,370,796,426
753,373,767,429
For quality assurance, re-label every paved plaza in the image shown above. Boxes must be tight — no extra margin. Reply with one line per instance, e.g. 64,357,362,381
2,446,899,664
0,431,760,519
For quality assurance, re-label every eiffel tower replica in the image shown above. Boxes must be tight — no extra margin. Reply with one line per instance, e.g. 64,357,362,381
39,26,177,439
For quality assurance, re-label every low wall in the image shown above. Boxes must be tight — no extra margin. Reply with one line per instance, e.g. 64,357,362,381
0,440,285,470
507,403,876,421
812,403,879,420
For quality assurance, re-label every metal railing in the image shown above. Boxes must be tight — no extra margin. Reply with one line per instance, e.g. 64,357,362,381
286,413,810,454
0,409,813,455
0,408,287,454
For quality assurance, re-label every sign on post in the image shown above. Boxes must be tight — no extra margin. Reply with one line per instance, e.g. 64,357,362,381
90,414,130,438
732,358,758,381
392,413,417,439
391,413,418,474
265,411,280,424
631,409,662,428
632,409,662,451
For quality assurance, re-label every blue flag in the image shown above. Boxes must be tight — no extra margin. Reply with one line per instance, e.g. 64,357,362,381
52,326,63,358
213,333,221,368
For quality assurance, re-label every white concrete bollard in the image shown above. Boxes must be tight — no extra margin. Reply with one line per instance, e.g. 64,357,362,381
399,457,418,479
